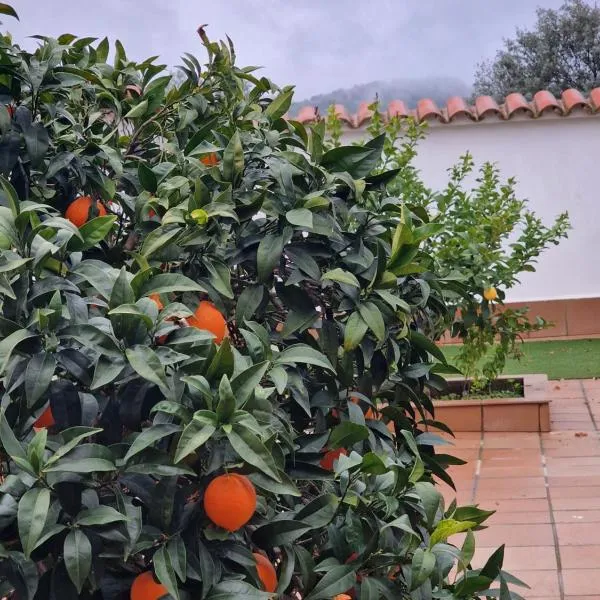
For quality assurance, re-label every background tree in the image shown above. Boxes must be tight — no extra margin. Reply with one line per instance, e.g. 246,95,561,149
474,0,600,99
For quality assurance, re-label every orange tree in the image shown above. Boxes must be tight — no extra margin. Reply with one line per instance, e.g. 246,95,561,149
0,6,522,600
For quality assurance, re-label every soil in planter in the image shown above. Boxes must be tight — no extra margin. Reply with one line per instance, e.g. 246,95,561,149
432,377,524,401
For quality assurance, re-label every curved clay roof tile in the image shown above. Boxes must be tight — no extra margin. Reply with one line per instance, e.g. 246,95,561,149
474,95,502,119
446,96,474,121
296,106,319,124
533,90,562,115
356,101,374,128
561,88,589,113
588,87,600,112
416,98,444,122
504,93,534,117
333,104,354,127
387,100,409,119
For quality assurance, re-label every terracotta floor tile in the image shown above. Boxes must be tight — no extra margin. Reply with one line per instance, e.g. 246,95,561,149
488,511,552,524
479,466,545,478
508,569,560,596
546,467,600,478
473,523,554,546
477,476,546,490
476,487,547,500
473,545,557,570
547,457,600,466
483,434,541,449
548,475,600,487
553,510,600,523
551,486,600,499
563,569,600,595
557,522,600,545
550,422,595,431
484,498,549,512
560,545,600,569
552,497,600,510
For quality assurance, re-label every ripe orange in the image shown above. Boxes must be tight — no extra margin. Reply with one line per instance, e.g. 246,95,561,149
149,294,164,311
130,571,168,600
203,473,257,531
65,196,107,228
320,447,347,471
483,286,498,301
253,553,277,593
200,153,219,167
334,595,353,600
188,300,227,344
33,405,55,431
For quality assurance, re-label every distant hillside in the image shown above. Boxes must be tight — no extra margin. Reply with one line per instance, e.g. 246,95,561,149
290,77,472,114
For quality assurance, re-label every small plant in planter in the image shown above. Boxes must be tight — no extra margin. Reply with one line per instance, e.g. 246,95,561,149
0,6,523,599
329,103,570,386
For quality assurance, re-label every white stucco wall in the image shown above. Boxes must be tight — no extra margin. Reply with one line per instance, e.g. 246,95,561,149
343,114,600,303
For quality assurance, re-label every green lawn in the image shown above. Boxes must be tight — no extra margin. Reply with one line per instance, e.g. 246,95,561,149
442,338,600,380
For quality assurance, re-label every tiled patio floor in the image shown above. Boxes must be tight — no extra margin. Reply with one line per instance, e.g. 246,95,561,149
442,379,600,599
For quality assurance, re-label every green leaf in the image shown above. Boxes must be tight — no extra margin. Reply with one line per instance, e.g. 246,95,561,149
109,267,135,309
0,329,37,373
174,418,216,463
72,215,116,251
126,346,168,393
91,355,125,389
230,361,269,407
18,488,50,558
0,410,26,462
0,175,20,216
141,225,181,257
304,565,356,600
329,422,369,449
226,425,281,481
207,581,271,599
124,424,181,462
75,506,127,526
252,520,311,549
381,514,418,537
321,135,384,178
216,375,236,423
358,302,385,342
25,353,55,407
108,304,153,329
411,330,447,364
22,123,50,167
154,545,180,600
124,99,149,118
222,130,244,185
0,3,19,20
410,548,436,590
44,428,103,467
429,518,477,548
44,457,115,473
322,268,360,288
275,344,334,372
138,162,158,193
286,208,313,229
265,88,294,120
60,325,121,359
141,273,205,296
64,529,92,594
257,234,284,282
344,311,368,351
480,544,505,580
295,494,339,528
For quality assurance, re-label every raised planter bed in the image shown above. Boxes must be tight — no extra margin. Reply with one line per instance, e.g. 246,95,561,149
432,374,549,432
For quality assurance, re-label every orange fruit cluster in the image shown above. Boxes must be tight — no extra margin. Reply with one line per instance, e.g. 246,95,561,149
130,571,168,600
320,447,347,471
203,473,256,531
65,196,107,227
188,300,227,344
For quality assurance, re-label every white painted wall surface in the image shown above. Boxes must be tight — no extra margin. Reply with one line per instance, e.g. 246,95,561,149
343,114,600,302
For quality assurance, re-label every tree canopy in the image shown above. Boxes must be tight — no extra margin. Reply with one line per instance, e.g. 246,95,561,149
474,0,600,99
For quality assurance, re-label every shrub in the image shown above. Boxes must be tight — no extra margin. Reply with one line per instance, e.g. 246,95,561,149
0,7,517,599
350,104,571,384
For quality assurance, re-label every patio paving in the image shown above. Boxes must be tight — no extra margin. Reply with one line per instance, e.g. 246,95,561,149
441,378,600,599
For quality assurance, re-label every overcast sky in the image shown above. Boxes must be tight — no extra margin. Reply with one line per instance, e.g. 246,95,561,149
10,0,565,100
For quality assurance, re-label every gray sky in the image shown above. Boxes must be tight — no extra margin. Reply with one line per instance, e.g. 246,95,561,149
9,0,565,100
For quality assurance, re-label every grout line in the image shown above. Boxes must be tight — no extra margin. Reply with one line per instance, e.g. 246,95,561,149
539,434,565,600
470,429,484,503
580,380,599,432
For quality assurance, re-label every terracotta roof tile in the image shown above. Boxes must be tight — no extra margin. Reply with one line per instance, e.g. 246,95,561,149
562,88,589,113
290,87,600,128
